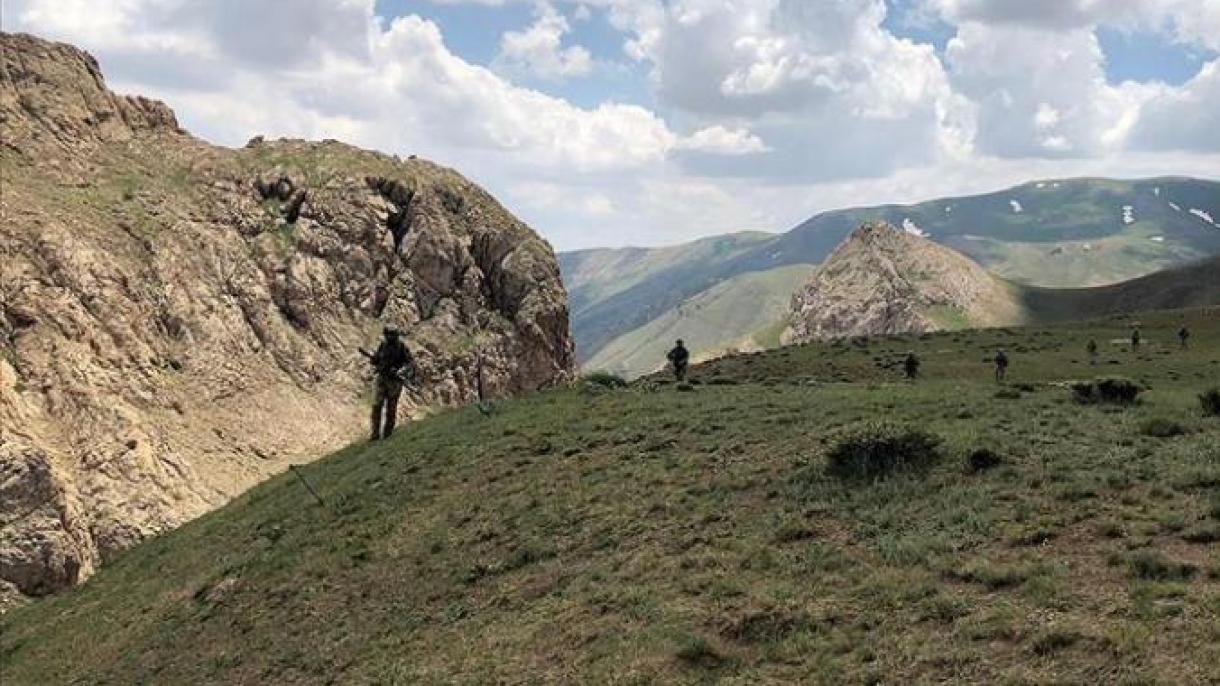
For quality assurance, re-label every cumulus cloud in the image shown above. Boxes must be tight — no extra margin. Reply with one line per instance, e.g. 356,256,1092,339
493,3,594,80
5,0,1220,250
943,22,1147,158
1130,59,1220,152
675,126,770,155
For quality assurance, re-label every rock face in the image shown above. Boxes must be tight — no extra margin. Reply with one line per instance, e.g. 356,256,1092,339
785,222,1025,343
0,33,574,601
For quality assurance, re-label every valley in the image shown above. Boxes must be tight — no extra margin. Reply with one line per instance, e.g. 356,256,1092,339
563,178,1220,377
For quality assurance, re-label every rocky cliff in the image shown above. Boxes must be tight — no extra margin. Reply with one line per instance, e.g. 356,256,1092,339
784,222,1025,343
0,33,574,603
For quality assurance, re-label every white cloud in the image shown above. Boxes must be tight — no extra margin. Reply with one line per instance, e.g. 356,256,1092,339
6,0,1220,252
493,3,593,80
1129,59,1220,153
675,126,770,155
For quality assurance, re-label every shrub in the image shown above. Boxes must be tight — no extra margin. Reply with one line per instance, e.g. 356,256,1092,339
1125,549,1196,581
1139,418,1186,438
1200,388,1220,417
582,371,627,389
967,448,1005,473
825,422,942,480
674,633,724,667
1072,377,1143,405
1030,627,1082,656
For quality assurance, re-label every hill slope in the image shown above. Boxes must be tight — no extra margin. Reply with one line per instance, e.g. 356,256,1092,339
560,232,775,359
4,308,1219,683
0,33,573,601
587,264,811,377
565,177,1220,367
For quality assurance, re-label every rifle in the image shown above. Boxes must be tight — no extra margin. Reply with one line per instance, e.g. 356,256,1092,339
359,347,417,386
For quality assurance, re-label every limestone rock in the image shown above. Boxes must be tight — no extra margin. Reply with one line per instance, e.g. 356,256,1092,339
784,222,1025,343
0,33,574,601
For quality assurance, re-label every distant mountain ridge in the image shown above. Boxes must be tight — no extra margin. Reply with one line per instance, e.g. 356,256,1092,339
562,177,1220,375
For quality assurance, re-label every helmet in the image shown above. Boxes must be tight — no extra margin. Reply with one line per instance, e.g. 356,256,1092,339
383,325,401,337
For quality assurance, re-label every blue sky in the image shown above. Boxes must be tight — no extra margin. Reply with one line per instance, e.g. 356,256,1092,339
8,0,1220,250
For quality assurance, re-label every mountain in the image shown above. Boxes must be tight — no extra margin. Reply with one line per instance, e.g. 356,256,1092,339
0,33,573,602
587,264,811,375
561,232,778,360
562,177,1220,374
785,222,1023,343
787,222,1220,343
5,307,1220,683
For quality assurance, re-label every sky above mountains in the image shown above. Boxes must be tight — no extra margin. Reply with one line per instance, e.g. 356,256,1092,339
7,0,1220,250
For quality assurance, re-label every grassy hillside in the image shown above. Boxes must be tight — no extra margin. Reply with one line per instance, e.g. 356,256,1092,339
564,177,1220,366
560,232,775,359
1021,255,1220,323
586,264,812,378
5,308,1220,684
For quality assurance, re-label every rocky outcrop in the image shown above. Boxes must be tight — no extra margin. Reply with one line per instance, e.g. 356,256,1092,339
0,33,573,603
784,222,1025,343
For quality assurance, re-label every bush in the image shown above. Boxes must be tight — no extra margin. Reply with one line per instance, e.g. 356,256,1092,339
1125,549,1196,581
967,448,1005,473
1139,417,1186,438
1072,377,1143,405
825,422,942,480
582,371,627,389
1200,388,1220,417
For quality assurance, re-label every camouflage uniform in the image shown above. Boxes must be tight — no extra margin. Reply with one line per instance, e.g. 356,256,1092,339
369,330,414,441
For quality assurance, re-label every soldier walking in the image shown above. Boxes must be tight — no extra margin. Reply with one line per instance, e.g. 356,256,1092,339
904,351,920,380
667,339,690,382
364,326,416,441
994,349,1010,383
1179,327,1191,350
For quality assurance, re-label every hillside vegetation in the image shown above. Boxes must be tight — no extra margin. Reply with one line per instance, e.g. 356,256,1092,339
563,177,1220,368
4,307,1219,684
587,264,811,377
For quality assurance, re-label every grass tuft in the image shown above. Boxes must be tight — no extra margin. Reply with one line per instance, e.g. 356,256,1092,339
824,422,942,481
1071,377,1143,405
1139,417,1186,438
1200,388,1220,417
1125,549,1197,581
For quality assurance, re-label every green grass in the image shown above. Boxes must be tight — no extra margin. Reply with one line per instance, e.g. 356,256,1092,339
585,264,811,378
3,308,1220,683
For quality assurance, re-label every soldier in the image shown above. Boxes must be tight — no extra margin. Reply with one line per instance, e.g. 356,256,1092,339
1131,326,1142,350
667,339,690,382
903,351,920,380
1179,326,1191,350
1086,339,1099,365
363,326,416,441
994,349,1010,383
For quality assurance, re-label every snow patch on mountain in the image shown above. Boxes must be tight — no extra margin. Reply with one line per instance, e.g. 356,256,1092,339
902,218,928,237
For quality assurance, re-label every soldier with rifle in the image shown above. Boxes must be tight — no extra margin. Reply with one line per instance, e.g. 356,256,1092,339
360,325,417,441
